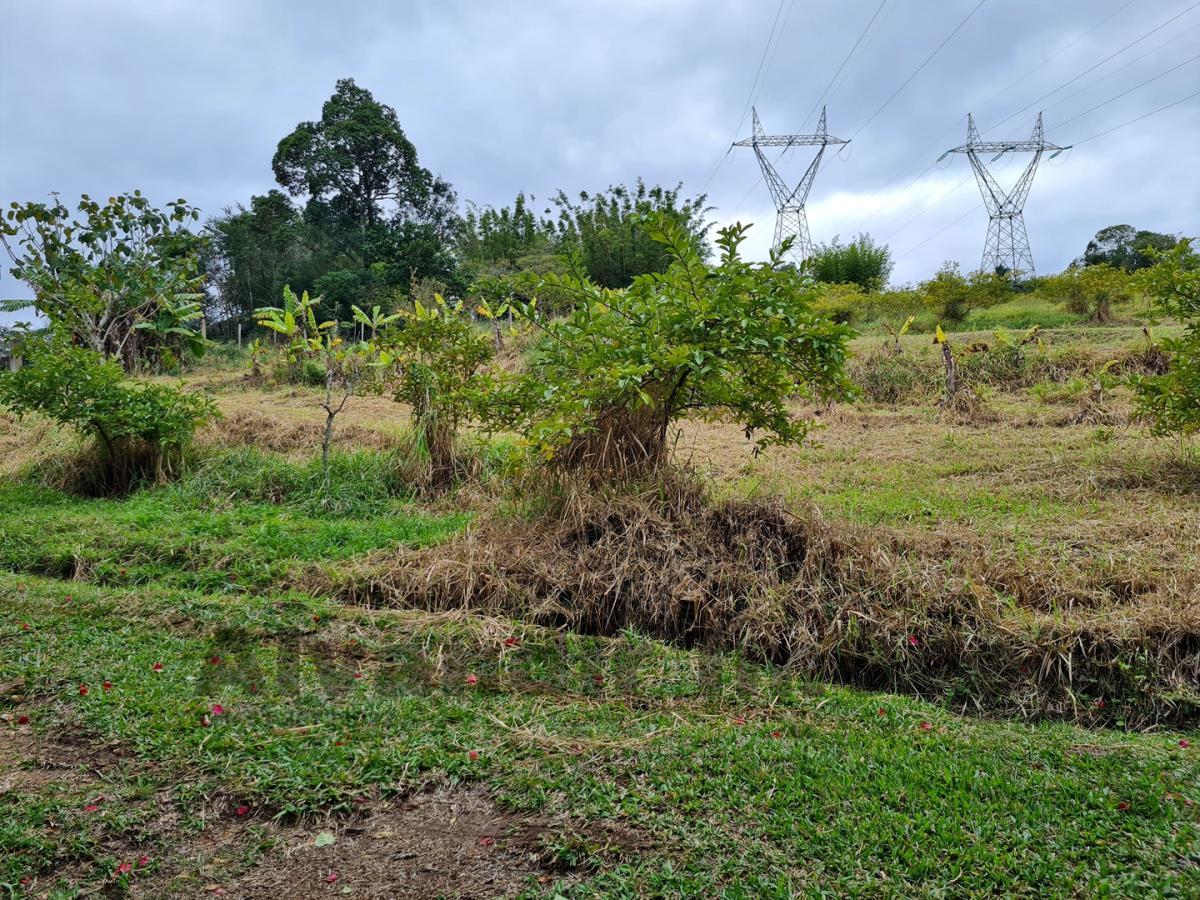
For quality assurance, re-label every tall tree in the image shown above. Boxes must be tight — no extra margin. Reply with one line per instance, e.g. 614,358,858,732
810,233,893,291
272,78,447,233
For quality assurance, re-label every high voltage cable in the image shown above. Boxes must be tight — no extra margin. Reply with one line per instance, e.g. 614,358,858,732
1042,20,1200,117
854,2,1200,237
983,0,1200,135
848,0,989,142
892,86,1200,264
797,0,890,134
727,0,988,218
884,53,1200,244
1052,52,1200,130
844,0,1143,236
696,0,791,194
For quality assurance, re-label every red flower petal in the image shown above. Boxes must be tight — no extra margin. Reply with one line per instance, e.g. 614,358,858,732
1116,801,1130,810
465,674,478,686
919,721,933,731
1180,739,1191,749
200,715,211,728
733,716,746,726
78,684,89,696
152,662,164,672
907,635,920,647
312,615,320,623
20,622,29,630
138,855,150,867
235,805,249,816
353,672,363,680
115,861,132,875
770,730,783,739
211,704,225,716
876,707,887,717
593,674,604,686
1094,698,1105,709
468,750,480,761
84,804,100,813
503,636,519,647
209,656,222,665
324,872,339,884
17,715,29,725
479,836,495,847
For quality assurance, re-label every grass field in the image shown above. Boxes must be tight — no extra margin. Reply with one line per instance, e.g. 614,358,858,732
2,316,1198,897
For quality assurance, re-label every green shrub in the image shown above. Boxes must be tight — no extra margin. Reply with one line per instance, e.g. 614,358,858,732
492,215,854,475
1132,240,1200,438
810,233,892,292
0,335,216,492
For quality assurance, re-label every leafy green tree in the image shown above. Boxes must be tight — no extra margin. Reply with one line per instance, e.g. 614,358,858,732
1,192,204,370
489,215,853,475
549,181,709,289
273,78,451,232
1082,225,1182,272
0,333,216,491
1132,240,1200,438
921,263,1011,322
810,234,893,291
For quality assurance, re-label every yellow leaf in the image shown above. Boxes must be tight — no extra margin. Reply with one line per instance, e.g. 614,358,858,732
934,324,947,344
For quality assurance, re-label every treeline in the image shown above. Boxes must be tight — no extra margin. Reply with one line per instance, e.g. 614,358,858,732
203,79,710,329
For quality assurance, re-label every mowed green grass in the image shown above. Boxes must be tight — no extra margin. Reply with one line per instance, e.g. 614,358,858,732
2,478,1198,895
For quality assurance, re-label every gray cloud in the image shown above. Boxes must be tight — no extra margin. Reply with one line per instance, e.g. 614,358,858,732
2,0,1198,323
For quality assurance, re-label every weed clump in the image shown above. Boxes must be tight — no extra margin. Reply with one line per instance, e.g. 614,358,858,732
316,475,1199,727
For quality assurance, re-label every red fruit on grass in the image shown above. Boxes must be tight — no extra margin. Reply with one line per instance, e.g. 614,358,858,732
465,674,478,686
1180,739,1191,749
138,855,150,867
919,721,933,731
211,704,225,716
876,707,887,717
468,750,480,761
479,836,495,847
1094,698,1105,709
78,684,89,696
17,715,30,725
907,635,920,647
115,861,132,876
1116,801,1130,810
209,656,221,665
503,636,519,647
353,672,363,680
325,872,339,884
235,805,249,816
84,804,100,813
20,622,29,630
152,662,163,672
770,730,783,739
102,681,113,691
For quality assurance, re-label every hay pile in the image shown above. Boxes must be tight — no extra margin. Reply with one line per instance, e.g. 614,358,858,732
313,479,1200,726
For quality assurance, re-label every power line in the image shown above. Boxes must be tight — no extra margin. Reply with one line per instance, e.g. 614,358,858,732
727,0,981,219
983,0,1200,136
696,0,791,195
848,0,989,142
1052,51,1200,130
798,0,890,133
892,85,1200,264
1074,85,1200,145
853,1,1200,238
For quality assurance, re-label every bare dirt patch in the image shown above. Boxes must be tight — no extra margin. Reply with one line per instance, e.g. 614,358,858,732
3,712,636,898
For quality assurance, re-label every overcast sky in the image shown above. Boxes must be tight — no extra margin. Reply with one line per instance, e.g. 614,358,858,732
2,0,1198,324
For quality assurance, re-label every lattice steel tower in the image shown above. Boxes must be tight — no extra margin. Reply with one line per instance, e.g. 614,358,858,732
939,112,1069,275
734,107,847,265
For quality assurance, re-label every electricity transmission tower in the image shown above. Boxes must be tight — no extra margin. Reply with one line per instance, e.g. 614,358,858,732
939,112,1069,275
734,107,847,265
